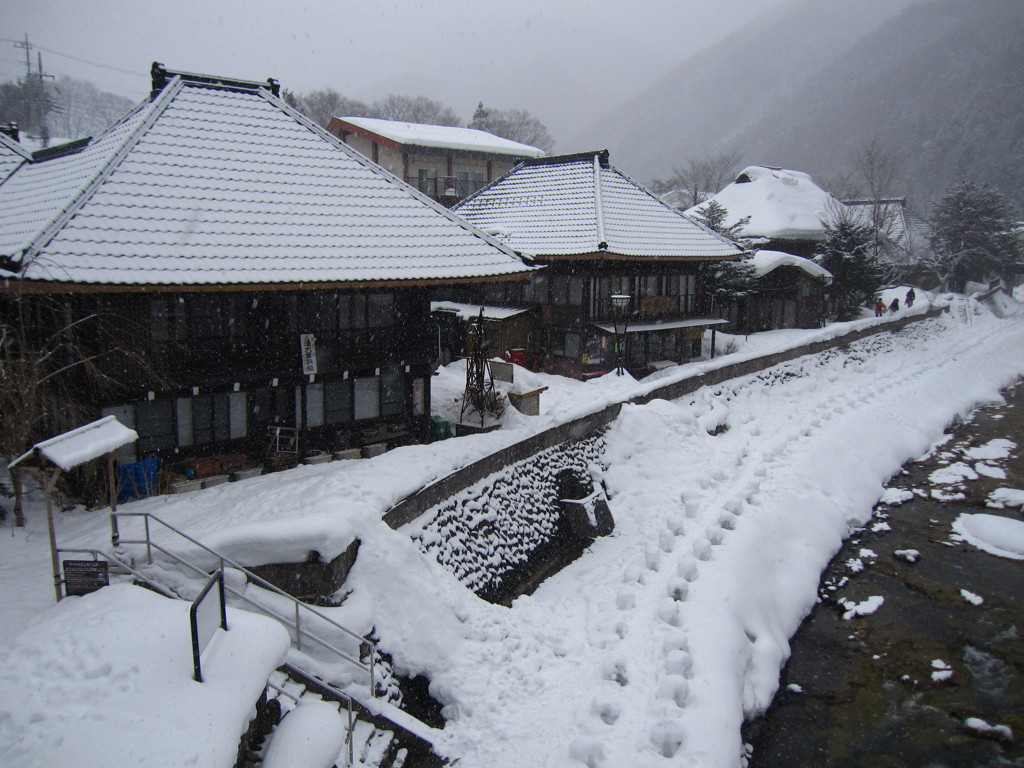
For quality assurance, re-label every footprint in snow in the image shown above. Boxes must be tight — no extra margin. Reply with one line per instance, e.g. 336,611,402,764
706,526,725,545
590,695,621,726
657,599,683,627
693,538,712,561
659,529,675,553
665,649,693,678
678,558,699,582
650,720,686,758
657,674,690,708
667,577,689,602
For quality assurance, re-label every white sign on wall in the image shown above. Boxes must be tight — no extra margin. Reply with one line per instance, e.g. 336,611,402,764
300,333,317,375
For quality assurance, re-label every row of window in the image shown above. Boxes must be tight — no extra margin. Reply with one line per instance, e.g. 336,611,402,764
457,273,700,316
104,369,418,460
148,292,400,348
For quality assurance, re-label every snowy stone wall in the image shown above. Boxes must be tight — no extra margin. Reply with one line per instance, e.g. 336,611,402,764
412,433,606,597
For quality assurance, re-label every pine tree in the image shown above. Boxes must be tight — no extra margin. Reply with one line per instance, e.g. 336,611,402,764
689,201,756,311
815,219,882,320
925,181,1021,291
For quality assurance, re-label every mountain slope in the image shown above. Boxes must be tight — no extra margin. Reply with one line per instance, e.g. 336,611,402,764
567,0,915,183
570,0,1024,211
728,0,1024,208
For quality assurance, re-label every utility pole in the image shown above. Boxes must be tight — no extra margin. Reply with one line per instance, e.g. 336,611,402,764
13,34,53,143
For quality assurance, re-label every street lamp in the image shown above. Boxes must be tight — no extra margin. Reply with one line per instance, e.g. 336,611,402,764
610,293,631,376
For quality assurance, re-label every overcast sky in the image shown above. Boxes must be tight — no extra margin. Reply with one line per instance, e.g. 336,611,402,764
4,0,793,145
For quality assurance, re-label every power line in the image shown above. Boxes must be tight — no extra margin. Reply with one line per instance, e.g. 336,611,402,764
1,37,147,81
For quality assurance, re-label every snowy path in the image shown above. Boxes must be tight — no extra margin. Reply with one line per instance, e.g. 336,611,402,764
434,314,1024,768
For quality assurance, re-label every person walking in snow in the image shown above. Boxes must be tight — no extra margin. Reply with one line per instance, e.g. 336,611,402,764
906,288,916,308
875,298,887,316
890,297,900,312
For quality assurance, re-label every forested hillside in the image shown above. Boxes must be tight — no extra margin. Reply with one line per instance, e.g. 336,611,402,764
571,0,1023,211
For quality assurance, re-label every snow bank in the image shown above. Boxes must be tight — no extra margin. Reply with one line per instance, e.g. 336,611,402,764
0,583,290,768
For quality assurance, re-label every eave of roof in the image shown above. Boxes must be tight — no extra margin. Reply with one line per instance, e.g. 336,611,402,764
0,68,537,288
453,150,745,261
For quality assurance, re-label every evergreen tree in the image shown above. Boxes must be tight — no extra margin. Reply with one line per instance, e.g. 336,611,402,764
815,218,882,320
689,201,757,311
925,181,1021,291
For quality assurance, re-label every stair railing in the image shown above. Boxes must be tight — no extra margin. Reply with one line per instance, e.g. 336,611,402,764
110,511,377,698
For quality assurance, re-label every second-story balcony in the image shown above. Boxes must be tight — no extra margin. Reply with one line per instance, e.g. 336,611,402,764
406,175,488,204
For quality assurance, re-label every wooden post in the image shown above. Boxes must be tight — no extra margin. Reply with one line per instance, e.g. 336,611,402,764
40,467,63,602
107,452,118,513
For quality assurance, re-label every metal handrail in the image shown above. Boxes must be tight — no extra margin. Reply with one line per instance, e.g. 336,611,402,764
279,662,357,766
110,511,377,697
62,545,361,766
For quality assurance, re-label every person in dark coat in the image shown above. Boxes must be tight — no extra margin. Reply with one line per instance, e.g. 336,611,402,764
906,288,916,308
890,297,900,312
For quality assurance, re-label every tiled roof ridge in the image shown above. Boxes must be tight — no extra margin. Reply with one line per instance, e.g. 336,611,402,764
593,153,607,251
603,158,747,257
14,77,185,271
150,63,280,100
0,131,33,161
521,149,608,168
262,88,536,267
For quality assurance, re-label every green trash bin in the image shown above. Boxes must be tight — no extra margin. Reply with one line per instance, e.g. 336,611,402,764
430,416,452,442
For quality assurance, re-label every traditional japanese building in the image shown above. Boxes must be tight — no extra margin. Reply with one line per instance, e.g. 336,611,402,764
0,65,534,475
686,166,840,259
447,150,745,378
326,116,544,207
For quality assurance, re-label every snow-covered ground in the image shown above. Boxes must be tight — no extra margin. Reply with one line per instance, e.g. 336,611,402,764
3,292,1024,767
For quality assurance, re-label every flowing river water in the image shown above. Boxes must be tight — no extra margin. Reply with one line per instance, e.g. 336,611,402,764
744,381,1024,767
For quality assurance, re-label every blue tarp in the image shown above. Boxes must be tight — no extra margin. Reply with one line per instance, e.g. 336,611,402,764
116,456,158,503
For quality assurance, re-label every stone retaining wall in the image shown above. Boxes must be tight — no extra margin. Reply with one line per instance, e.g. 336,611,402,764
384,308,945,531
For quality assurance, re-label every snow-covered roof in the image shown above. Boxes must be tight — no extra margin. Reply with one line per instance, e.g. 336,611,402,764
687,166,840,242
431,300,532,321
0,132,31,184
749,250,832,283
593,316,729,334
9,415,138,471
844,198,930,266
0,67,534,287
1,583,289,768
332,116,545,158
453,151,745,261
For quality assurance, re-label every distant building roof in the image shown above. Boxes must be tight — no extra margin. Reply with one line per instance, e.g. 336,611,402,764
453,150,744,261
329,116,546,159
687,166,840,242
749,249,832,283
843,198,930,266
0,65,535,288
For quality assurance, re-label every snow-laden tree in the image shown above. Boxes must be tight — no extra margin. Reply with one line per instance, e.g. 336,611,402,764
924,181,1022,291
468,102,554,151
0,291,165,524
689,201,757,312
815,212,883,321
47,76,134,140
284,88,373,128
651,150,741,210
375,94,460,126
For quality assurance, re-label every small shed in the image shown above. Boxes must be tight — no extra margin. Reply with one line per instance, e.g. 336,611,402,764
431,301,534,362
8,416,138,600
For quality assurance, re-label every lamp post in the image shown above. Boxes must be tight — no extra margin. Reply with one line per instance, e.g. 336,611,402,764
610,293,631,376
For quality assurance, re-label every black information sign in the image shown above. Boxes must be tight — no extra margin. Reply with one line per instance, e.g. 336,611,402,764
63,560,110,597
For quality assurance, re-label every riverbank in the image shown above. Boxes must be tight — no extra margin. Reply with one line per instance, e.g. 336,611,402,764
745,381,1024,767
